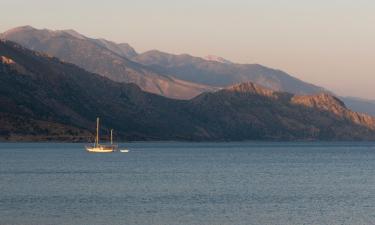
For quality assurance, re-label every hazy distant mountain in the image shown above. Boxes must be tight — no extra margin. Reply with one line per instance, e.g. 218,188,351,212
0,26,213,99
133,50,327,95
1,40,375,141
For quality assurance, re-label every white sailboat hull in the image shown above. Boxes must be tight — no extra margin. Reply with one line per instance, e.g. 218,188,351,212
85,145,116,153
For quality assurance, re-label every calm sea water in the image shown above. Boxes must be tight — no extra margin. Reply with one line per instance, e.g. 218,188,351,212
1,142,375,225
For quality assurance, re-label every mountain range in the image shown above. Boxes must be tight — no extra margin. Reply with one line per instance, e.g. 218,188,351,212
2,26,374,117
1,40,375,141
133,50,326,94
0,26,213,99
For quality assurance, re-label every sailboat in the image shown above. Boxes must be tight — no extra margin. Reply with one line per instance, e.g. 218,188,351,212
85,117,117,153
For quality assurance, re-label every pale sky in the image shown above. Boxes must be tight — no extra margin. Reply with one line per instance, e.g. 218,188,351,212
1,0,374,99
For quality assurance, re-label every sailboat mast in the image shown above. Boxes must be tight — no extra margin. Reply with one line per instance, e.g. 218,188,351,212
110,129,113,145
96,117,99,147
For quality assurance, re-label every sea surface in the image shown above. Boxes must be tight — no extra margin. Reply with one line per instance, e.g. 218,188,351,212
1,142,375,225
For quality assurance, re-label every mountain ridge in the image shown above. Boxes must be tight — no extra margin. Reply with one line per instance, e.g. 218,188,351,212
133,46,375,116
133,50,328,95
0,26,214,99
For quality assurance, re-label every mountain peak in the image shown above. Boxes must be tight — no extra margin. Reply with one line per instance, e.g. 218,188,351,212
226,82,351,115
226,82,277,98
2,26,87,40
204,55,232,64
2,25,36,36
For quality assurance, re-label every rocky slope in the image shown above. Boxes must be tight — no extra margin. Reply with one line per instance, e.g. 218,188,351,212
189,83,375,141
291,94,375,130
0,26,213,99
1,40,375,141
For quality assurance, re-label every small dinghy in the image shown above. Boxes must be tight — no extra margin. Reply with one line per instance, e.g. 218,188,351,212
120,149,129,153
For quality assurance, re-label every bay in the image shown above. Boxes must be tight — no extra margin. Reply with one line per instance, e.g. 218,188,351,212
1,142,375,225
